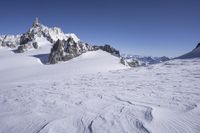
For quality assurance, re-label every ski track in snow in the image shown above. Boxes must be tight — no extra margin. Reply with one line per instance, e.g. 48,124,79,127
0,47,200,133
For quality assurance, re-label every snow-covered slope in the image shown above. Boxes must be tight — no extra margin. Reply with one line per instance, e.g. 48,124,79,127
0,47,200,133
0,47,126,83
177,43,200,59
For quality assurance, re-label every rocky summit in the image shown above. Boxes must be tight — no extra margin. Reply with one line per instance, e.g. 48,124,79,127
4,17,80,53
16,18,77,53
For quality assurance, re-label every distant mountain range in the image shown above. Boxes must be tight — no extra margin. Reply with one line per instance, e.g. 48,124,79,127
121,54,170,66
122,43,200,65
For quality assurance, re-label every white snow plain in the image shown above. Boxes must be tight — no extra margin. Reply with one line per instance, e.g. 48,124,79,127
0,45,200,133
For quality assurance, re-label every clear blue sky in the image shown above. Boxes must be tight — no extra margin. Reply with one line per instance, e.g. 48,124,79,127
0,0,200,57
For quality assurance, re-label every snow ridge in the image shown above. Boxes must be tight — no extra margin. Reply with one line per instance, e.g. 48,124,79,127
177,42,200,59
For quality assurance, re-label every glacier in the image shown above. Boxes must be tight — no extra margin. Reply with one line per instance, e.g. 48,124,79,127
0,45,200,133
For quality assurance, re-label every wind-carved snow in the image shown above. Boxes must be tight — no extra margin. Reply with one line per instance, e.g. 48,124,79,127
0,47,200,133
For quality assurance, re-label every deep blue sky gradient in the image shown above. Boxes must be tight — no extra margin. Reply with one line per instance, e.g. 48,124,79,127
0,0,200,57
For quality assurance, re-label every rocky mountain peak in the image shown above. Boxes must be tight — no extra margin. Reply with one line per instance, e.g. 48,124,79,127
194,42,200,50
32,17,40,28
15,18,82,53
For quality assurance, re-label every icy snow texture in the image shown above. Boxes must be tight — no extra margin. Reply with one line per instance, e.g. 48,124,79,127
0,46,200,133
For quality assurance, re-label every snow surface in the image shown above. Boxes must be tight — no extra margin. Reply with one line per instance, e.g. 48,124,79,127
0,47,200,133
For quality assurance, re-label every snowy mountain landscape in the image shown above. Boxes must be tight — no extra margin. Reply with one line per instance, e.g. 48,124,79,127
0,18,200,133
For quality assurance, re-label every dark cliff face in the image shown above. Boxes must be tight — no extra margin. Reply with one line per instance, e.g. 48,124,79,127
48,39,65,64
48,38,94,64
20,33,33,45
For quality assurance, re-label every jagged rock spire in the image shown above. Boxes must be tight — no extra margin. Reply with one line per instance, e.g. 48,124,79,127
195,42,200,49
32,17,40,27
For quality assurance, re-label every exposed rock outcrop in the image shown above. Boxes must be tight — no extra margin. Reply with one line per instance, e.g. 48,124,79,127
15,44,27,53
48,39,65,64
48,38,94,64
0,35,8,47
48,38,124,65
120,57,139,67
100,44,120,57
48,38,135,67
120,57,129,66
32,42,39,49
127,60,139,67
20,33,33,45
0,35,20,48
93,44,120,57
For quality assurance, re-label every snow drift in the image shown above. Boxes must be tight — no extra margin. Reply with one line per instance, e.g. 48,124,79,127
0,45,200,133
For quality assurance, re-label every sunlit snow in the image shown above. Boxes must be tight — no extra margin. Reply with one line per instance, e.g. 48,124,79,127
0,45,200,133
